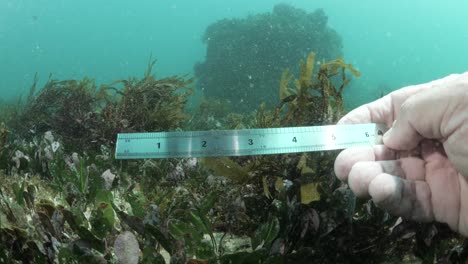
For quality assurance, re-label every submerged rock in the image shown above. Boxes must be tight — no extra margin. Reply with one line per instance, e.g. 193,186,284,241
114,231,140,264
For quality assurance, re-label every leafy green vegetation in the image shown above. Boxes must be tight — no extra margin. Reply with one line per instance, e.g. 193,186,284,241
0,51,465,264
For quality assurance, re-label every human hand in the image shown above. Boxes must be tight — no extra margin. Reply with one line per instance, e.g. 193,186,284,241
334,72,468,236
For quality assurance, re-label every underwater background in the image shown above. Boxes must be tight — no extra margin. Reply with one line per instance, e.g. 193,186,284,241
1,0,468,106
1,1,468,263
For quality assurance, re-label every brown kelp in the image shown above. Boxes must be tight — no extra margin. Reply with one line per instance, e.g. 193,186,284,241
278,51,360,125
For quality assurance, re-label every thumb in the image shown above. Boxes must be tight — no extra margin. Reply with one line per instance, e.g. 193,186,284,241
383,118,423,150
382,86,447,150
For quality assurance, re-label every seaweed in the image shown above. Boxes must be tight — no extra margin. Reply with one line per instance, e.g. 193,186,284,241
277,51,360,126
195,4,342,112
13,75,108,151
109,57,193,134
11,58,193,153
0,123,7,155
0,35,465,264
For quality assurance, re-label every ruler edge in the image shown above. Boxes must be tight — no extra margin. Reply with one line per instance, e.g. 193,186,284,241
116,123,380,138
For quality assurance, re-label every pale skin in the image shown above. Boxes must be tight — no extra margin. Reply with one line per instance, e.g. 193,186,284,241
334,72,468,236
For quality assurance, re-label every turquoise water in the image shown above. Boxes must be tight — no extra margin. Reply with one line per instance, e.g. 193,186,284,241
1,0,467,108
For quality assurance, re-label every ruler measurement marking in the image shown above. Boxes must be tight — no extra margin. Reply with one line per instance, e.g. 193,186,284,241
116,123,385,159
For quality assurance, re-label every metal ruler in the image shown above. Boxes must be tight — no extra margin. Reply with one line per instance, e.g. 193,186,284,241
115,123,386,159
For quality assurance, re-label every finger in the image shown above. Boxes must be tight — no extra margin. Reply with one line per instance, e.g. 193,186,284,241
382,88,436,150
334,145,397,182
419,139,461,230
383,73,465,150
347,157,425,198
420,139,445,162
338,73,461,126
378,157,426,181
338,85,426,126
368,174,434,222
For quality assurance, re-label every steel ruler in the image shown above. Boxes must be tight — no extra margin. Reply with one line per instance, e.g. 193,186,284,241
114,123,386,159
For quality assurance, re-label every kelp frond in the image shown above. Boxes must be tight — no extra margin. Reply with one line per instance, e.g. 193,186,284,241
276,52,360,125
26,72,40,104
0,122,8,154
299,52,315,88
201,157,252,183
144,54,158,80
279,68,295,101
319,56,360,78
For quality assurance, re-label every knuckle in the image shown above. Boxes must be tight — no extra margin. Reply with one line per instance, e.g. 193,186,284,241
399,97,417,116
